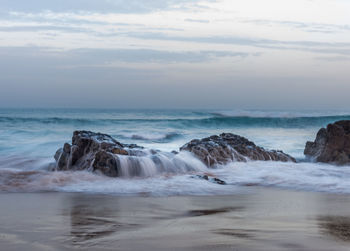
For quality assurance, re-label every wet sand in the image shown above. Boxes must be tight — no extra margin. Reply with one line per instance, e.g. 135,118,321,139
1,188,350,251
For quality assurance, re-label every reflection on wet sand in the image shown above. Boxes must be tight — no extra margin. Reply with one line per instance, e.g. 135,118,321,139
213,229,256,239
319,216,350,242
186,207,244,217
66,196,137,246
3,190,350,251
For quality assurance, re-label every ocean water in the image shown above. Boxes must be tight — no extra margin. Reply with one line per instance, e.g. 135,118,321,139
0,108,350,195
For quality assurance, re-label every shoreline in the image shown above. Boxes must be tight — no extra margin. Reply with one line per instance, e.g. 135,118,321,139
1,187,350,250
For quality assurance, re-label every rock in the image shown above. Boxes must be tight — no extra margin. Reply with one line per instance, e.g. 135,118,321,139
191,174,226,185
93,150,119,177
54,131,296,177
111,148,129,155
54,131,142,176
53,131,200,177
54,143,71,171
304,120,350,165
180,133,296,167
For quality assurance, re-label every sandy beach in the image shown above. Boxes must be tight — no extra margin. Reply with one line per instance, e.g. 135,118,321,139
1,187,350,251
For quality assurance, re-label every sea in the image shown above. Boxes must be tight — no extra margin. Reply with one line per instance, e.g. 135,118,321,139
1,108,350,196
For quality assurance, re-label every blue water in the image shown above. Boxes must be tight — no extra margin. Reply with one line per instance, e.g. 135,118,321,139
1,108,350,195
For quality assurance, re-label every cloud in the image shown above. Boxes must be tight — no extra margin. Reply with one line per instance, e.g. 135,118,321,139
0,0,216,14
1,23,349,57
315,56,350,62
0,25,91,33
123,32,350,55
68,48,251,64
245,19,350,34
126,31,350,47
1,11,140,27
0,45,263,109
185,18,210,23
0,46,253,66
0,46,348,109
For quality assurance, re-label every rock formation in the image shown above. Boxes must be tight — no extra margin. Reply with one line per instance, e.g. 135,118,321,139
54,131,145,177
54,131,203,177
180,133,296,167
54,131,296,177
304,120,350,165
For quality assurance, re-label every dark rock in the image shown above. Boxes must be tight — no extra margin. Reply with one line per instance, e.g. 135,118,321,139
123,143,144,149
54,130,296,177
54,143,71,171
54,131,140,176
93,150,119,177
304,120,350,165
53,131,198,177
192,175,227,185
180,133,296,167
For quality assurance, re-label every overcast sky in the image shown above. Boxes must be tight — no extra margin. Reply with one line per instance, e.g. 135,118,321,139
0,0,349,109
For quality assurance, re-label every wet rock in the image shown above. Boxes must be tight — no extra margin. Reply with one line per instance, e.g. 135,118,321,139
53,131,200,177
93,150,119,177
54,143,71,171
304,120,350,165
111,148,129,155
54,131,140,176
192,174,227,185
180,133,296,167
54,131,296,177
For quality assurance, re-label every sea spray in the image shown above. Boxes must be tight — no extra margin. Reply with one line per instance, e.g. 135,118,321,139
1,108,350,195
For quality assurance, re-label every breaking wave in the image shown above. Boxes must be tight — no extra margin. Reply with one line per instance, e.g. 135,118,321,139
128,132,181,142
1,108,350,196
1,156,350,195
1,115,350,129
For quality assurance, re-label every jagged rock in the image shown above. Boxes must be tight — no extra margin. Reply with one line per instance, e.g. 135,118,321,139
180,133,296,167
93,150,119,177
54,131,296,177
54,143,71,171
53,131,202,177
54,131,144,176
304,120,350,165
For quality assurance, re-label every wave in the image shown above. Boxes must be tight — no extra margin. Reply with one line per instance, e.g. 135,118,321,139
1,160,350,195
210,110,350,118
183,115,350,128
0,116,96,125
127,132,181,142
1,115,350,128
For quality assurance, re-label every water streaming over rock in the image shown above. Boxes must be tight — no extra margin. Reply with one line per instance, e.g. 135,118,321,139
1,108,350,195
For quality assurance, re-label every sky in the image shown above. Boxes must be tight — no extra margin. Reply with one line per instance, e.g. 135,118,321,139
0,0,349,109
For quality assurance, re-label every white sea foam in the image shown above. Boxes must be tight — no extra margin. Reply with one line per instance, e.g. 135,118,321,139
129,132,180,141
1,156,350,195
1,108,350,196
55,161,350,195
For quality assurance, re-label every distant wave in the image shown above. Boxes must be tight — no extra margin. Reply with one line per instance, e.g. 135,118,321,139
1,115,350,128
210,110,350,118
129,132,181,142
191,115,350,128
0,116,95,124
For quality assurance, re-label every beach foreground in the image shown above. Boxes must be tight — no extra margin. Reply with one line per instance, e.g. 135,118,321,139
1,188,350,251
